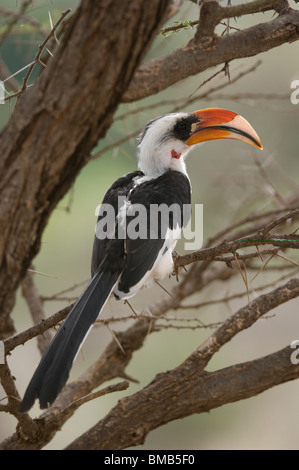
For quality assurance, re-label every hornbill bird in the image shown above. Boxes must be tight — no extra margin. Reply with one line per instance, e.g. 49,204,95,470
20,108,262,412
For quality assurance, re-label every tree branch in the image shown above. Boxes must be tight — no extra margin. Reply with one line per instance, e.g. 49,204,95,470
4,9,72,102
65,278,299,449
1,0,299,451
66,346,299,449
175,209,299,270
0,0,171,338
123,5,299,102
21,270,53,355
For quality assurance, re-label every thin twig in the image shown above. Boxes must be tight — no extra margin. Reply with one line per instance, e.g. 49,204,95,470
93,61,262,160
160,19,199,35
106,324,126,355
22,270,53,354
4,8,71,102
57,381,129,417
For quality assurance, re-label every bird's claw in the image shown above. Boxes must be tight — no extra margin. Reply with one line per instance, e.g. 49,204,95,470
172,251,181,282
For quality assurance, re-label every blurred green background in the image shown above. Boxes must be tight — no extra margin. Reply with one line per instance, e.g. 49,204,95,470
0,0,299,450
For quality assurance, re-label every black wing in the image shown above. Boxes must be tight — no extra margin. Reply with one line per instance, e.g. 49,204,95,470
91,170,143,276
117,170,191,296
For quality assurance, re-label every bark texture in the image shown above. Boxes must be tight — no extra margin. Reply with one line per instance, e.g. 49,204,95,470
123,2,299,102
0,0,170,338
1,0,299,451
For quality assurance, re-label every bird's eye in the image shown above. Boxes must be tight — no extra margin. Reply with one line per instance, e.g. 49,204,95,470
173,119,191,141
178,122,188,131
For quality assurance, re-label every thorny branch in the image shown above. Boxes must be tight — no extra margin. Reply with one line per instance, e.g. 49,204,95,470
2,9,71,102
1,201,298,448
123,0,299,101
64,278,299,450
1,0,299,451
3,205,298,352
93,60,264,160
21,270,54,355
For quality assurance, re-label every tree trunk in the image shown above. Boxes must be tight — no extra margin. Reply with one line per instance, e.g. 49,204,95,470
0,0,170,338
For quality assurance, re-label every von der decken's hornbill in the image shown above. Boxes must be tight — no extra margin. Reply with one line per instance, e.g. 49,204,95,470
20,108,262,412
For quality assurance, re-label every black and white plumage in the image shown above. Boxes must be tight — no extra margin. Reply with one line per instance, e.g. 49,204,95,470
20,108,262,411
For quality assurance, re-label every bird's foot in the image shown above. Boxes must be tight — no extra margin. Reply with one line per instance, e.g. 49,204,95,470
172,251,181,281
172,251,187,281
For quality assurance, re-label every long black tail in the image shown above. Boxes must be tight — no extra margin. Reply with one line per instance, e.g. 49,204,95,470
19,268,118,412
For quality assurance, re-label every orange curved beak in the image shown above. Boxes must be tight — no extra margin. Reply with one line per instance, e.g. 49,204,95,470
186,108,263,150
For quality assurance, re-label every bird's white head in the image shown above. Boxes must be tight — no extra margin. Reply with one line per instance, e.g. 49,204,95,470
137,109,262,177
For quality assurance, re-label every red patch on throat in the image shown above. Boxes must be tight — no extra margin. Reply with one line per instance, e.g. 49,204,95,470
171,149,182,159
